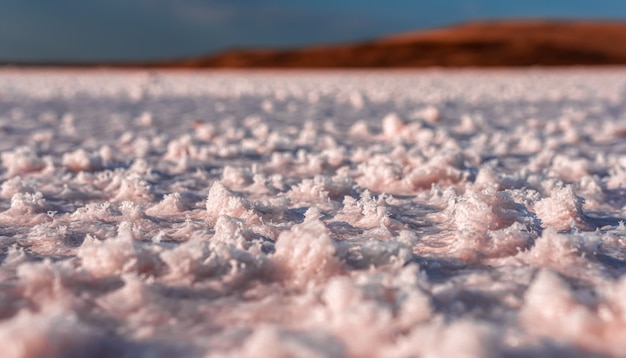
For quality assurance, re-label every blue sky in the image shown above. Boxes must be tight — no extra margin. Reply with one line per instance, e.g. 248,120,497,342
1,0,625,62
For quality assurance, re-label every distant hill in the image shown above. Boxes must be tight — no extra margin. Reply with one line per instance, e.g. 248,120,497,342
7,21,626,68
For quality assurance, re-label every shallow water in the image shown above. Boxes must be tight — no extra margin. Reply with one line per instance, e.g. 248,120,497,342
0,69,626,357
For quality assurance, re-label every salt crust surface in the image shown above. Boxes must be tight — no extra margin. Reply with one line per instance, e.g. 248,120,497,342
0,69,626,357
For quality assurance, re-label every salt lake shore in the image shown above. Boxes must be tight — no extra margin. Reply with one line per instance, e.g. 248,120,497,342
0,69,625,357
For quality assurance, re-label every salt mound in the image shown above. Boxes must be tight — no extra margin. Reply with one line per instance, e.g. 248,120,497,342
534,185,591,231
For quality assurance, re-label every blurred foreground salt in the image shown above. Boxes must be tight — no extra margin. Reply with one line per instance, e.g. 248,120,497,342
0,69,626,357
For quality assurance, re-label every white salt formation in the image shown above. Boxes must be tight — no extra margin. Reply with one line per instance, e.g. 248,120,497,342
0,69,625,357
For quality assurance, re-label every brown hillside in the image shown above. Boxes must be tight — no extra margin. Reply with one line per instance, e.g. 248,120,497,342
166,21,626,68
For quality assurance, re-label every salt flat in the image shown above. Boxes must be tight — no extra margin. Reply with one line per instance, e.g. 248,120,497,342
0,69,626,357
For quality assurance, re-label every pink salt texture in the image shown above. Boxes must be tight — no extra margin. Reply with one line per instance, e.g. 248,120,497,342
0,69,625,357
